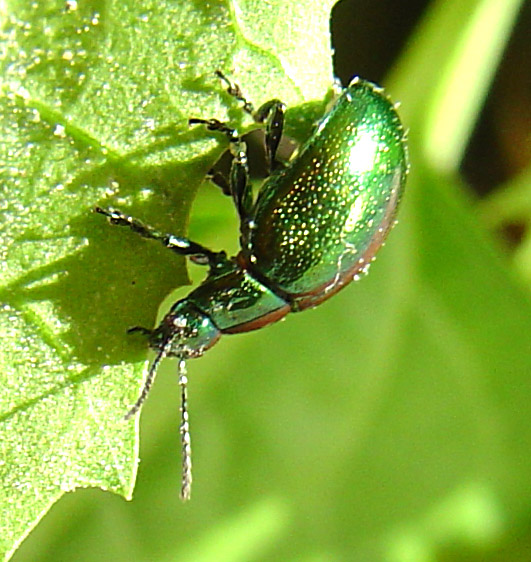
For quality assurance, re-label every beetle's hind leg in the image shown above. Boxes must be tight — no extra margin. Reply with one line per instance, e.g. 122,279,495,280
253,98,286,173
215,70,286,173
215,69,255,115
205,168,231,197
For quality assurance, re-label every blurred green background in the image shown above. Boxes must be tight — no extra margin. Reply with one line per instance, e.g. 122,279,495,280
3,0,531,560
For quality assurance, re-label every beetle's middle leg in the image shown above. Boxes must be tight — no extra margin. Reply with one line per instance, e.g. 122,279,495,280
188,117,252,222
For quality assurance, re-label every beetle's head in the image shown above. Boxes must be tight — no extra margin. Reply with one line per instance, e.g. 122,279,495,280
149,299,221,359
125,299,220,421
125,300,220,501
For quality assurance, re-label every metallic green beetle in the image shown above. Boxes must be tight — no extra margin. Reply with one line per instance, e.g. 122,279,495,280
97,72,408,499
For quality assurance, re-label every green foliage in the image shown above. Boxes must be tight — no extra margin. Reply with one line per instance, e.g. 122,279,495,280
1,0,530,560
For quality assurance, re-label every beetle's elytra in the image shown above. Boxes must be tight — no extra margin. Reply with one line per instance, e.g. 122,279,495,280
96,72,408,500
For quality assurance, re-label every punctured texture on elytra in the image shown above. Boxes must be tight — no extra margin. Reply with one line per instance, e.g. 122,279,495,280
244,78,407,309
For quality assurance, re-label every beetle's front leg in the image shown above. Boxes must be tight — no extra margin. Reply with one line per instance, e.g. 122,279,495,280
94,207,228,270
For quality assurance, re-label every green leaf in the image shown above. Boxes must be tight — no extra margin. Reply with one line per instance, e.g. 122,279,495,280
4,0,531,561
0,0,335,558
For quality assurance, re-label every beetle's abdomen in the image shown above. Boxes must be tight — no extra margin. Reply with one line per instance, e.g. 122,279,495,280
244,78,407,308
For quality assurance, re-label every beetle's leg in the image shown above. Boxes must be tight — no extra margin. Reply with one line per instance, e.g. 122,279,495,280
253,99,285,173
216,70,286,173
205,168,231,197
95,207,228,269
215,69,255,115
127,326,153,336
188,118,252,222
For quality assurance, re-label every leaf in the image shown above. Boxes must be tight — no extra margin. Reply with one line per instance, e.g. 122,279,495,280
0,0,335,558
4,0,531,561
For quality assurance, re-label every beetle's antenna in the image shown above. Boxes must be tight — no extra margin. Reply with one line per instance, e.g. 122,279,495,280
178,357,192,501
124,341,170,420
124,338,193,499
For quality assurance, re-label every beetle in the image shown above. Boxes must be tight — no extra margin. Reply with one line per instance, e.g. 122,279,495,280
96,71,408,499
